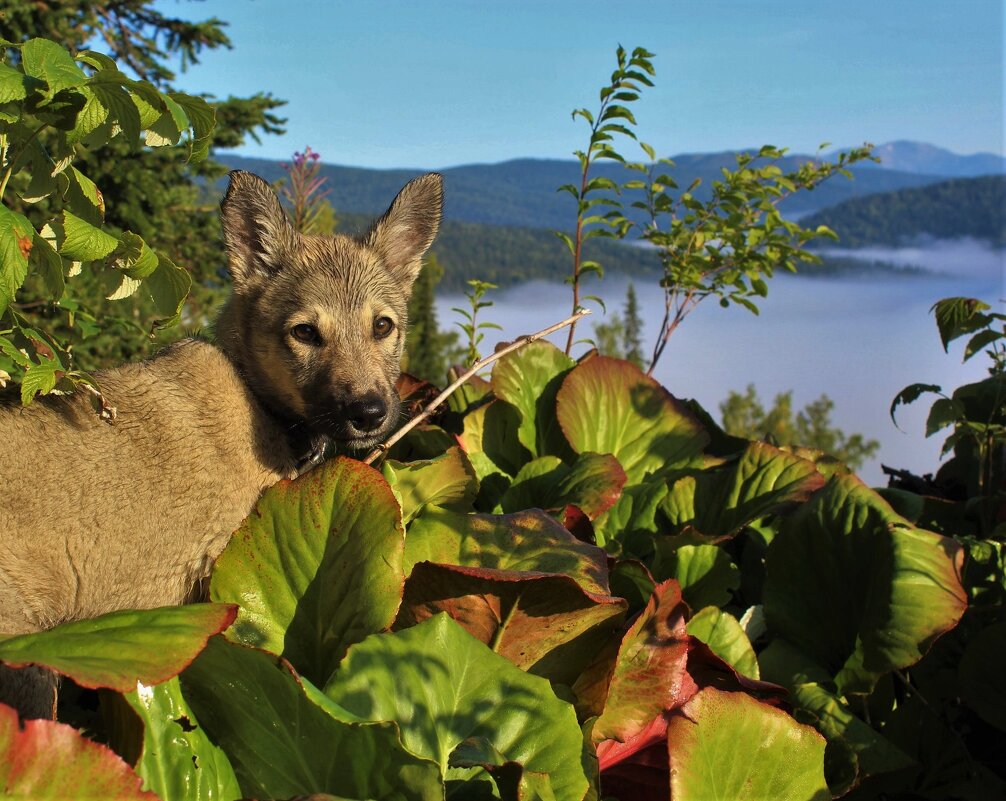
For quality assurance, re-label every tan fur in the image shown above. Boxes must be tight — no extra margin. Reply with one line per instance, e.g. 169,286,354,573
0,170,443,717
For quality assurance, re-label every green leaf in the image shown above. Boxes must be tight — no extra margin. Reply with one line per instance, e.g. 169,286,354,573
660,441,825,540
181,637,442,801
458,398,528,479
667,687,830,801
556,356,709,483
591,480,668,550
382,446,478,524
169,92,215,162
210,456,405,687
890,382,942,425
652,544,739,609
30,231,64,299
125,677,241,801
760,639,916,795
109,231,158,279
144,252,191,326
325,614,592,799
963,327,1003,361
0,703,155,799
20,38,86,96
764,474,968,694
0,604,236,691
925,396,964,436
499,452,626,520
399,508,625,683
0,62,33,104
18,361,60,404
47,210,118,262
931,297,990,351
686,606,759,679
0,205,34,314
491,340,576,459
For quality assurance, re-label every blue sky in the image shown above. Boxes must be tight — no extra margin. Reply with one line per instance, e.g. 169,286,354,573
160,0,1004,169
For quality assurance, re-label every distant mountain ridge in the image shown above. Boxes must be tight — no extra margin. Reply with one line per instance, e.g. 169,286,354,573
850,140,1006,178
803,175,1006,248
219,140,975,231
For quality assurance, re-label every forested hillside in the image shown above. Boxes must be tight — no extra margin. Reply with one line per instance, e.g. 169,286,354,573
220,151,944,230
804,175,1006,247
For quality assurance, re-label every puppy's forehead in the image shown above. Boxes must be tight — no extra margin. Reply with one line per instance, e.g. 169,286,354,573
271,235,407,314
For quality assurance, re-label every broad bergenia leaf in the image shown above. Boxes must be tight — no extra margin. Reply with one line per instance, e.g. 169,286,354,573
400,508,625,682
181,637,441,801
324,614,592,800
661,441,825,541
500,452,626,519
760,638,916,795
491,340,576,459
590,580,695,743
650,544,739,609
556,356,709,483
126,677,241,801
764,473,967,694
382,446,478,524
0,604,235,691
210,456,406,687
666,687,830,801
459,398,527,479
0,703,156,800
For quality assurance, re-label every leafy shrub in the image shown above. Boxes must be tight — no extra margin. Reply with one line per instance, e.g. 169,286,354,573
2,337,990,799
0,37,210,404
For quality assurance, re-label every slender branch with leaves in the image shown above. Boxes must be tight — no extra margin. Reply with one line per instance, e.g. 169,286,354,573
556,45,654,354
452,278,501,365
616,143,876,375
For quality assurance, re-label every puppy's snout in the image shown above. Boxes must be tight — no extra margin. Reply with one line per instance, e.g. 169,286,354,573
346,394,388,432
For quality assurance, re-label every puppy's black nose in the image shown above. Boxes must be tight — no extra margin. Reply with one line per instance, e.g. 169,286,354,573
346,395,387,432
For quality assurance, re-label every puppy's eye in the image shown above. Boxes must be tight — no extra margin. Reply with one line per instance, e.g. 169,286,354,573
373,316,394,339
291,324,321,344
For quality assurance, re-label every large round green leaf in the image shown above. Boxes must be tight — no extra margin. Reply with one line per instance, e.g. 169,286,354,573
667,687,830,801
324,614,591,800
210,456,405,686
764,474,968,693
0,603,235,691
556,356,709,483
382,446,478,524
126,676,240,801
181,637,441,801
490,340,576,459
400,508,625,683
459,398,527,481
660,441,825,541
0,702,155,799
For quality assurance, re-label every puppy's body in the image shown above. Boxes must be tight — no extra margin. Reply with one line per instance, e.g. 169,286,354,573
0,170,443,717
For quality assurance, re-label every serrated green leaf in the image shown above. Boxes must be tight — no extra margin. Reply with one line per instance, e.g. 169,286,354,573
48,209,118,261
19,360,60,404
20,38,86,96
144,252,191,326
0,205,34,314
686,606,759,679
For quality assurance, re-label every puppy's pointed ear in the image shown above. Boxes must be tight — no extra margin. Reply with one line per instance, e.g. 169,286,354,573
220,170,297,287
364,173,443,286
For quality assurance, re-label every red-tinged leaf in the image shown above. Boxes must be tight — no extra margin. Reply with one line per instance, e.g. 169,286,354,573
666,688,830,801
590,580,697,743
0,604,236,692
0,702,157,799
398,508,626,684
395,371,441,418
562,504,595,542
383,446,478,524
556,356,709,483
499,452,626,521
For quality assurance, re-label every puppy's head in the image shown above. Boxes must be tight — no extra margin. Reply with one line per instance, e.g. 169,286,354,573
217,169,443,450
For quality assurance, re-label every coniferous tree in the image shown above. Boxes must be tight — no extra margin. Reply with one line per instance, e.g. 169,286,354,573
623,282,644,368
404,254,462,385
